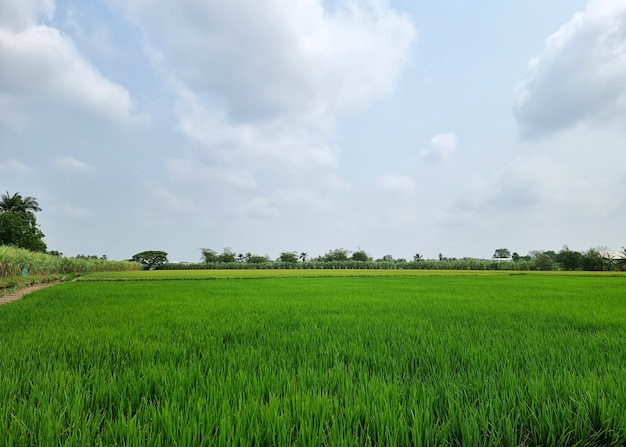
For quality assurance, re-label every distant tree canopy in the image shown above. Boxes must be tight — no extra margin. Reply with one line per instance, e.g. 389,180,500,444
131,250,168,269
0,191,46,252
351,250,372,262
150,245,626,272
493,248,511,259
278,252,299,263
321,248,350,262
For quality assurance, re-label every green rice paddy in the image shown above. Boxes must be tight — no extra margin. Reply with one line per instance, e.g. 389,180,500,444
1,271,625,446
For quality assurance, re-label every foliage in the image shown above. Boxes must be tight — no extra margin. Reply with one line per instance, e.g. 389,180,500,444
247,254,270,264
131,251,168,270
1,275,625,445
350,250,371,262
0,246,142,278
320,248,350,262
0,212,46,252
493,248,511,259
0,191,41,222
277,252,299,263
200,248,218,263
532,253,554,271
558,247,583,271
580,248,606,271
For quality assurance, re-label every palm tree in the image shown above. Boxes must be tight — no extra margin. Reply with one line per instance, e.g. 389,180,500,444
0,191,41,222
299,252,308,262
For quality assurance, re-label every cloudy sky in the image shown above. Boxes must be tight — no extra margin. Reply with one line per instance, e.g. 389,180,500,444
2,0,626,261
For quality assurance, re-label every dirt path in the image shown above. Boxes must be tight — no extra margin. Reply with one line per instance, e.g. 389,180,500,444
0,282,59,306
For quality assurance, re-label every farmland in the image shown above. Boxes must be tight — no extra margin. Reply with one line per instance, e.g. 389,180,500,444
1,271,625,446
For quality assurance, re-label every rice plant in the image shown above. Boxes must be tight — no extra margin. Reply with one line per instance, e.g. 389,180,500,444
1,274,625,445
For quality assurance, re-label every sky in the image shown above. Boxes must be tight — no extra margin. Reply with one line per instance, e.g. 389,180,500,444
2,0,626,262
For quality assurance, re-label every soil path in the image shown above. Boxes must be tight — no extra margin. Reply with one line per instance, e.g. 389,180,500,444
0,282,59,306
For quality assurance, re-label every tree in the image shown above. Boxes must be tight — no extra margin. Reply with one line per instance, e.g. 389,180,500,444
351,250,371,262
299,252,308,262
617,247,626,271
131,250,168,269
248,254,270,264
217,248,236,263
0,191,46,251
0,212,47,252
511,252,520,262
413,253,423,261
533,253,554,271
558,247,582,271
278,252,299,263
322,248,350,262
0,191,41,222
200,248,219,263
580,248,605,271
493,248,511,259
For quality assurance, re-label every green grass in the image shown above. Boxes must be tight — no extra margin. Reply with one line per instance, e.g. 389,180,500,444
1,274,625,446
81,268,625,280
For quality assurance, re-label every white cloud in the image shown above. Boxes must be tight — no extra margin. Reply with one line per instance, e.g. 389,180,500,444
175,90,338,172
419,132,457,162
0,9,145,126
0,0,55,31
123,0,415,120
55,156,94,174
376,174,415,193
116,0,415,180
514,0,626,137
0,158,33,174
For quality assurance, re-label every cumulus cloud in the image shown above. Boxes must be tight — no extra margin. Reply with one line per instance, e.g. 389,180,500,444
376,174,415,193
514,0,626,137
55,156,94,174
123,0,415,120
0,0,144,127
419,133,457,161
175,90,338,171
119,0,415,181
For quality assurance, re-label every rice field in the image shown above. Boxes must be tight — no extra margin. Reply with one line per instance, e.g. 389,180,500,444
1,272,625,446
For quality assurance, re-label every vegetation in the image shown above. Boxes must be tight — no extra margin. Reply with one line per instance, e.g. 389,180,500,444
0,191,46,252
164,246,626,272
131,250,169,270
1,272,625,445
0,246,142,279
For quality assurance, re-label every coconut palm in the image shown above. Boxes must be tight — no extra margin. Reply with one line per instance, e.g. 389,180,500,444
299,252,308,262
0,191,41,222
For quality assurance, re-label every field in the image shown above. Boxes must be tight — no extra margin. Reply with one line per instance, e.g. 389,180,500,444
1,271,625,446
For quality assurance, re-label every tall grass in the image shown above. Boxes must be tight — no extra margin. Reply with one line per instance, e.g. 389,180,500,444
0,245,141,277
1,275,625,445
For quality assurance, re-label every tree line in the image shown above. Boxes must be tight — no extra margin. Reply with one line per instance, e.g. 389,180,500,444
3,192,625,272
141,246,626,271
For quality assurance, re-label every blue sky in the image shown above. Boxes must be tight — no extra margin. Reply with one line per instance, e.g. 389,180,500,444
2,0,625,261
